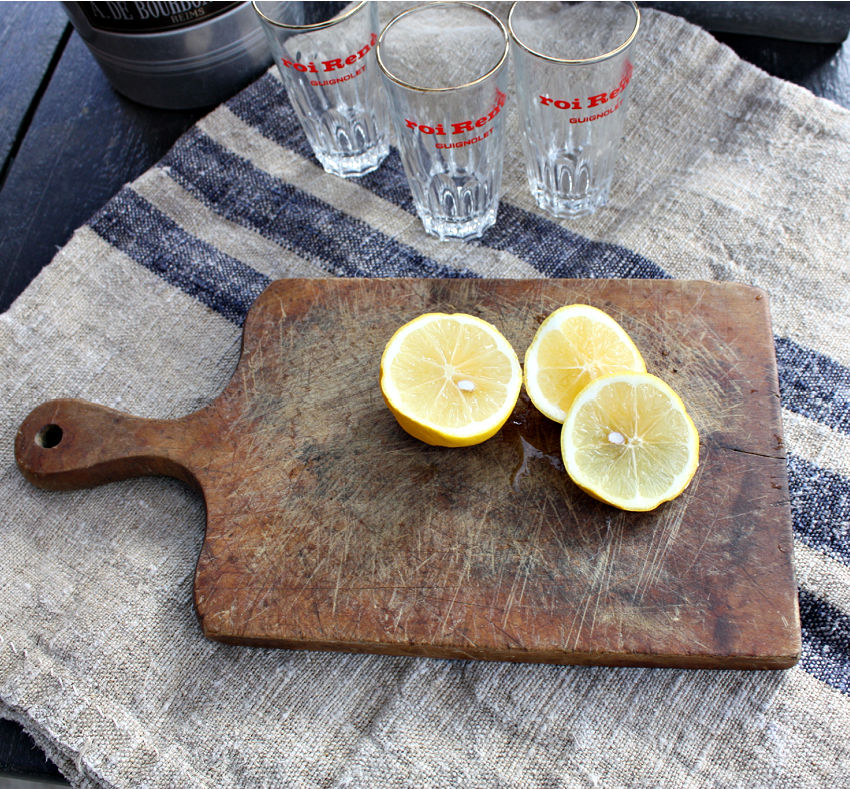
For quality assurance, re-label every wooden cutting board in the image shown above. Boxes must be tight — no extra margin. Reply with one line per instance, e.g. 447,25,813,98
15,279,800,669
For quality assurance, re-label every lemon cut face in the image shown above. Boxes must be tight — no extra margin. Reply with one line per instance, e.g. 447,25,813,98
524,304,646,423
561,373,700,512
380,313,522,447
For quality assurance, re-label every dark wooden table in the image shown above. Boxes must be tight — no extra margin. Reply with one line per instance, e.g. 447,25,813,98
1,1,848,783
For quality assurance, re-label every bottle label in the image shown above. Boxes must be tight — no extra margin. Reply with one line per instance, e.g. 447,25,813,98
76,2,242,35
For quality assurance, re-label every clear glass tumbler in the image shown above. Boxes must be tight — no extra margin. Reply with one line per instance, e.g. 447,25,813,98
376,2,510,240
509,1,640,217
252,1,389,177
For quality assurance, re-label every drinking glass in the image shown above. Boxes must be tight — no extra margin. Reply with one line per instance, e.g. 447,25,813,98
253,1,389,177
376,2,510,240
509,1,640,217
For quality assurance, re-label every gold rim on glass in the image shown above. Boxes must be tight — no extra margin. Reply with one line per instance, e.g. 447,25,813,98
508,1,640,65
376,2,510,92
252,0,368,32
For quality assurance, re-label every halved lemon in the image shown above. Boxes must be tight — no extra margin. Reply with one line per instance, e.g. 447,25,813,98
380,313,522,447
524,304,646,423
561,372,700,511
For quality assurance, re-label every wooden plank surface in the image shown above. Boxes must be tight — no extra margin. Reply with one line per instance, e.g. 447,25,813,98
0,2,68,171
0,29,204,313
0,718,64,782
16,279,801,669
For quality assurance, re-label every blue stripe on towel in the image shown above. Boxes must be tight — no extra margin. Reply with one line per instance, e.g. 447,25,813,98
789,454,850,567
776,337,850,435
356,149,418,213
798,588,850,696
227,71,318,163
479,202,669,279
161,128,473,280
87,188,270,325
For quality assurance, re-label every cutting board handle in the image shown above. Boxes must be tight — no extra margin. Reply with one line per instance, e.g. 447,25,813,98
15,398,199,491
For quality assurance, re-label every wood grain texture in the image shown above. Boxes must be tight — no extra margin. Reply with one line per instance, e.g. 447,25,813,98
16,278,801,669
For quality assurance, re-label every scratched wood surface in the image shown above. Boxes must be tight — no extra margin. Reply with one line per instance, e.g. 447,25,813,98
16,278,801,669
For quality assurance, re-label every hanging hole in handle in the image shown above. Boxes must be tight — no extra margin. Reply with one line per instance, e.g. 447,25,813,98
35,424,63,449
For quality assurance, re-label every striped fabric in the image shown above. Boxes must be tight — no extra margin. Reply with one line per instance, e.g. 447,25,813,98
1,6,848,788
